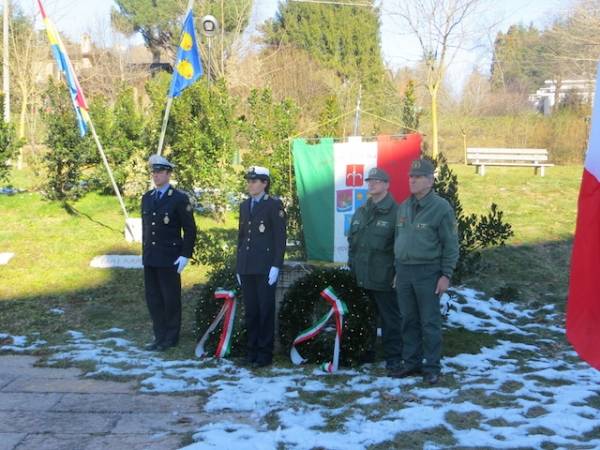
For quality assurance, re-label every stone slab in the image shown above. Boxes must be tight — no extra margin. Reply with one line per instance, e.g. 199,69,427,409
111,412,203,434
90,255,142,269
0,411,117,434
0,433,25,450
0,355,38,370
84,433,183,450
0,253,15,265
53,393,200,414
13,434,92,450
0,393,62,411
0,374,16,391
2,377,135,394
0,355,81,379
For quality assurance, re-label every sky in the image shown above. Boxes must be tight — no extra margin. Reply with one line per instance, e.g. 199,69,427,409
21,0,573,92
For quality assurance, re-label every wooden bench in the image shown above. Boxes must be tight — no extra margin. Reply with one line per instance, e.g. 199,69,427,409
466,147,554,176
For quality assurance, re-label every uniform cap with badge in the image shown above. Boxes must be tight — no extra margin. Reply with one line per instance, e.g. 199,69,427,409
409,158,435,177
365,167,390,182
149,154,175,172
244,166,270,181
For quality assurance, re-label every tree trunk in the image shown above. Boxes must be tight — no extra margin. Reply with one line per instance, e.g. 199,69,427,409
151,47,161,65
18,84,27,139
553,76,562,113
431,89,439,159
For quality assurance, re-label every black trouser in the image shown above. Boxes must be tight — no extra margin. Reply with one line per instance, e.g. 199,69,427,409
368,289,403,369
240,274,276,364
144,265,182,346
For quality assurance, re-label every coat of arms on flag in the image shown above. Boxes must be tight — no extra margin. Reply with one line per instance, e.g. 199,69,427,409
293,134,422,262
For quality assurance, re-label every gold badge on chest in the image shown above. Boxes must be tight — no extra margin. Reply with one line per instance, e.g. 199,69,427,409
259,222,266,233
164,213,170,224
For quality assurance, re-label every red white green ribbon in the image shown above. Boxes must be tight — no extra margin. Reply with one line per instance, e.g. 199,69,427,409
290,286,349,373
195,289,237,358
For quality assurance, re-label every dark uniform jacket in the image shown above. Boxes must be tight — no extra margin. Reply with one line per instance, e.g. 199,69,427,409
141,186,197,267
394,190,459,279
236,194,286,275
348,192,398,291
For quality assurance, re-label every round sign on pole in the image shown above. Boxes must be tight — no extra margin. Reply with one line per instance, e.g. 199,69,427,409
201,15,219,37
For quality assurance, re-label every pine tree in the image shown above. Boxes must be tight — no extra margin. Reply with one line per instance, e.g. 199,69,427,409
263,1,398,118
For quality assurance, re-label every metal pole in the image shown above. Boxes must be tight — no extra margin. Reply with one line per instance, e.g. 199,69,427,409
155,0,195,156
3,0,10,122
353,84,362,136
156,96,173,156
88,119,133,237
207,37,211,85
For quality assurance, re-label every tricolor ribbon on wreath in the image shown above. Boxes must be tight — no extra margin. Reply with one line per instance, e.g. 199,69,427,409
195,289,237,358
290,286,349,373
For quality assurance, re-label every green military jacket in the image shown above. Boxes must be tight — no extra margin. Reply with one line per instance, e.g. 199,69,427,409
348,193,398,291
394,190,459,279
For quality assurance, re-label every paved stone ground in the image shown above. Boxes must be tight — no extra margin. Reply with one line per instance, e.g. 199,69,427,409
0,355,234,450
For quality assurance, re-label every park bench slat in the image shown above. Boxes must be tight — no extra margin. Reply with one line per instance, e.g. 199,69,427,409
466,147,553,176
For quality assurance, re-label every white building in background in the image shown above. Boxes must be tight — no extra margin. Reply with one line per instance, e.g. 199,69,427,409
529,79,595,115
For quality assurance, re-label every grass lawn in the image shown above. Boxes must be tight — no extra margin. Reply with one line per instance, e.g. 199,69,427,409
450,164,581,309
1,168,236,359
0,164,583,359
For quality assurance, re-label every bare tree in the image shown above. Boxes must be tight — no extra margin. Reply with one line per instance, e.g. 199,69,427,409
387,0,490,157
8,6,48,153
542,0,599,85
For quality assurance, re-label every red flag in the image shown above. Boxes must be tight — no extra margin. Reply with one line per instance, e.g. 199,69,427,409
377,133,422,203
567,62,600,370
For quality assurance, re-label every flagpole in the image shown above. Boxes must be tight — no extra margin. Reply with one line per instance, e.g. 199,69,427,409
156,96,173,156
156,0,195,156
88,119,133,237
37,0,133,237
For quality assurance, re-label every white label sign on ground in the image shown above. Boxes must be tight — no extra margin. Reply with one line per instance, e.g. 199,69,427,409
90,255,143,269
0,253,15,265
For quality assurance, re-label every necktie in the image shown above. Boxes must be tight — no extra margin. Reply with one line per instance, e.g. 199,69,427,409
156,190,162,200
251,199,257,213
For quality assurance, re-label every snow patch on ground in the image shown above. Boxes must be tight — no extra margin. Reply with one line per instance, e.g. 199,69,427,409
0,333,47,352
2,288,599,449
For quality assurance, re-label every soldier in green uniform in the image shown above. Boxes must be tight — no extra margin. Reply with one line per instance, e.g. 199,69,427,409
392,159,459,385
348,167,403,374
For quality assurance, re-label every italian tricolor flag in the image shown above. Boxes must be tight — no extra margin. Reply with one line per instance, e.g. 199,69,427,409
293,134,421,262
567,62,600,371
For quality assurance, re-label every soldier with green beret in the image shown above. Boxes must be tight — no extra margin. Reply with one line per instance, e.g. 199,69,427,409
348,167,403,374
392,158,459,385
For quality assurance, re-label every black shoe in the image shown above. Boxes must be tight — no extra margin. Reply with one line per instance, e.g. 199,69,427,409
386,360,404,371
389,366,423,378
254,359,272,368
145,341,162,351
157,342,177,351
423,372,440,385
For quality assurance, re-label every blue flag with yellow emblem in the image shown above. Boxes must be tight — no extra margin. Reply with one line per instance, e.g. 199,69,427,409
169,11,203,98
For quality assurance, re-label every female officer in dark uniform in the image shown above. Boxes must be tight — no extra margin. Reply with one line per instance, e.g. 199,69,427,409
236,166,286,367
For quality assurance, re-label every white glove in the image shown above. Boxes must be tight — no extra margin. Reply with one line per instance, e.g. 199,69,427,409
173,256,189,274
268,266,280,286
236,273,241,285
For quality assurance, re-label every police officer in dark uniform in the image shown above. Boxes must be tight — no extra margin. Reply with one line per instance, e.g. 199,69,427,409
142,155,197,351
236,166,286,367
